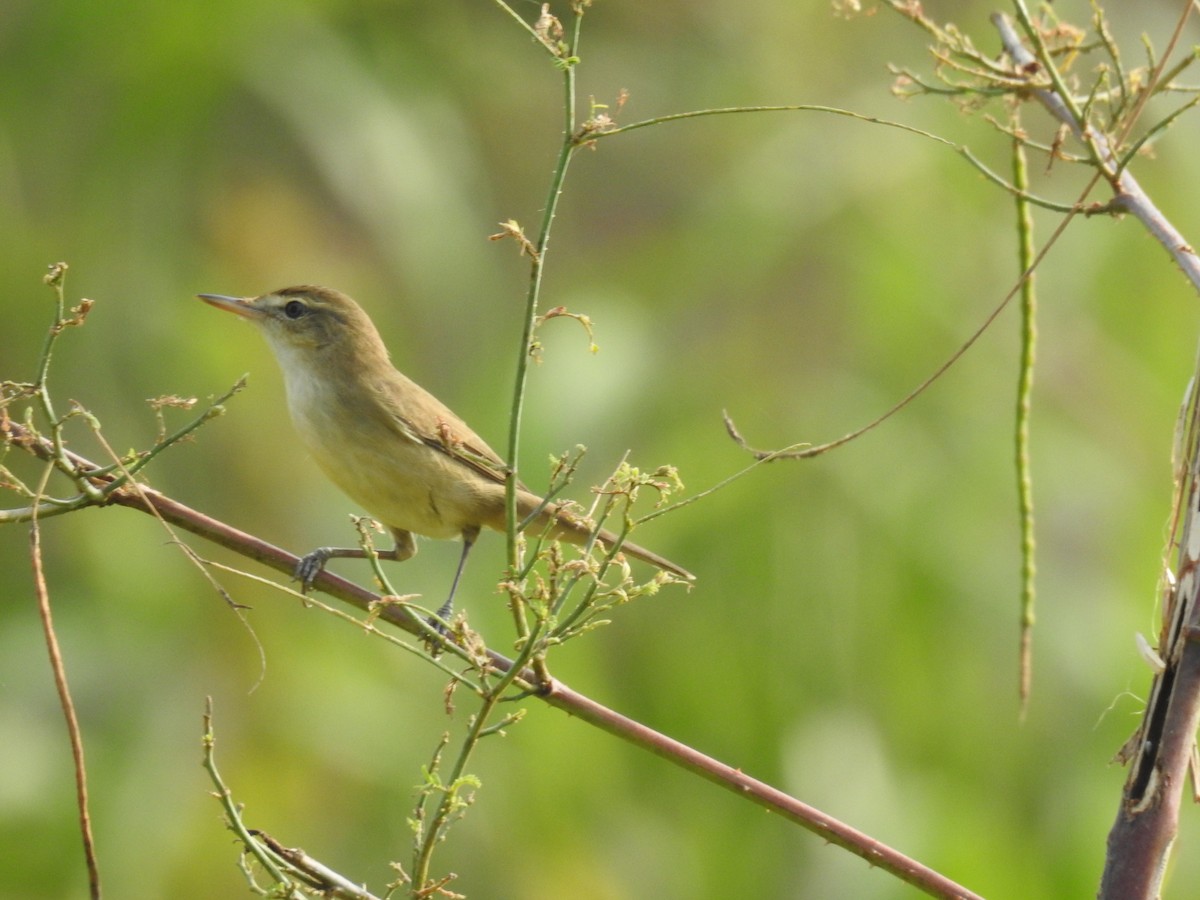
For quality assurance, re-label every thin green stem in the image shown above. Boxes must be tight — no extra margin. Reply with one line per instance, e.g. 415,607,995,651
413,9,593,858
410,692,502,893
1012,125,1037,717
206,558,484,690
0,495,91,524
31,267,104,502
1093,4,1129,117
1114,95,1200,175
32,264,69,416
589,104,1080,213
123,377,247,480
2,379,244,524
1012,0,1086,126
202,700,307,899
488,0,561,58
1154,50,1200,94
411,547,555,893
504,9,583,644
410,648,532,897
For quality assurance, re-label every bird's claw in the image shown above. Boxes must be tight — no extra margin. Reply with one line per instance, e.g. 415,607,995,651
424,609,449,639
293,547,333,591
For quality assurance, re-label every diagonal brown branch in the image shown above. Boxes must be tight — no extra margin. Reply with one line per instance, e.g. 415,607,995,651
5,419,982,900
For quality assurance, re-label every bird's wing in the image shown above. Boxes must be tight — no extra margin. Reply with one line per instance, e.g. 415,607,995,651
373,372,519,488
414,414,513,485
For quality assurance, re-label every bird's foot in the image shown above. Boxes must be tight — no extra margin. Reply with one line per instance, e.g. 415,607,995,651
293,547,334,591
425,597,454,637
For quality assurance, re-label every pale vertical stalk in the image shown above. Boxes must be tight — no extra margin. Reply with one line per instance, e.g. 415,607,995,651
503,21,581,557
415,7,588,894
503,12,582,642
1011,127,1037,716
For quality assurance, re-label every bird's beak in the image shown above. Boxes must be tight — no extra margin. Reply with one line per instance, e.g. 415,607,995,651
197,293,261,319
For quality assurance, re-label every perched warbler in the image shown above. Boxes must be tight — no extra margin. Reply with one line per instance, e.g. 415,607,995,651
199,286,692,620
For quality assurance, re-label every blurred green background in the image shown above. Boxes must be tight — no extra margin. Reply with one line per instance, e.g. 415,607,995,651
3,1,1200,897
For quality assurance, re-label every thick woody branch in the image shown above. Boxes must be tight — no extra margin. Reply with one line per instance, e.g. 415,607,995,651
1100,369,1200,898
1100,618,1200,898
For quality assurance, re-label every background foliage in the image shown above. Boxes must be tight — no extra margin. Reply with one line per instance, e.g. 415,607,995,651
3,1,1200,897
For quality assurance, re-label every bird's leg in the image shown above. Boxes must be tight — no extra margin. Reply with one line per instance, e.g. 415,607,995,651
295,529,416,590
430,525,479,627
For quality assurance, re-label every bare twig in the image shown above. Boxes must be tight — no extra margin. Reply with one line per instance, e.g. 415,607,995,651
720,271,1019,462
254,829,385,900
203,699,379,898
30,481,101,899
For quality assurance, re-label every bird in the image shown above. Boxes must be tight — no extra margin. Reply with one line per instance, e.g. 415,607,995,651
198,286,693,623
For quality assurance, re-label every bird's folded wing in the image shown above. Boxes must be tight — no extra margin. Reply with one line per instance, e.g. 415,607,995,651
373,375,518,488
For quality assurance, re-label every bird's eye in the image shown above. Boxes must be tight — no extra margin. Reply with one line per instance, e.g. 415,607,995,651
283,300,307,319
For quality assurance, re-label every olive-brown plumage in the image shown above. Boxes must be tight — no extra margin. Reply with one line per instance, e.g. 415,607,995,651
199,286,691,617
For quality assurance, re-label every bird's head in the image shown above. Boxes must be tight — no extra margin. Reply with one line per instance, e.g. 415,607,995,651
199,286,391,370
